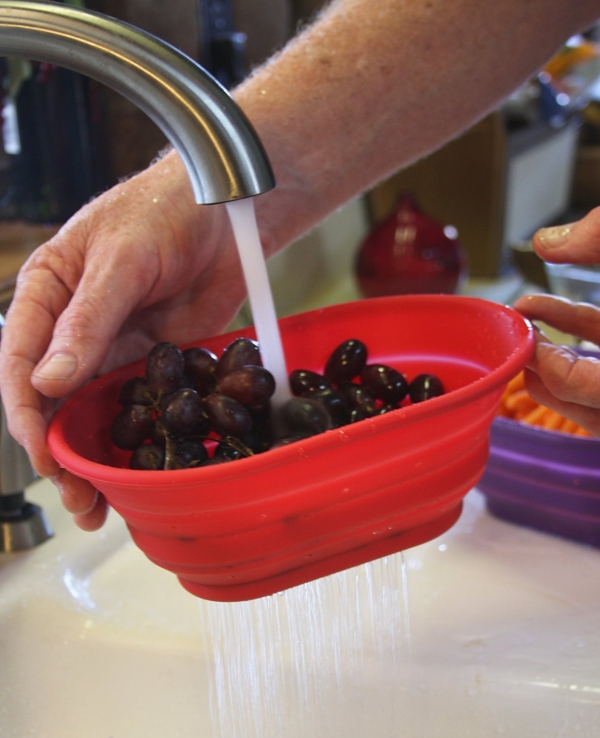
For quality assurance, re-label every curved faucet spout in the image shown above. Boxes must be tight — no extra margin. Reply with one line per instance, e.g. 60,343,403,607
0,0,275,204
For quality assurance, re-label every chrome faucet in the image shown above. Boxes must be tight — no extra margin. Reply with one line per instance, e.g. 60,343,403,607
0,315,52,551
0,0,276,204
0,0,276,547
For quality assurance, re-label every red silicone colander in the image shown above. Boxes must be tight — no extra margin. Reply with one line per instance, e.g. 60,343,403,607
47,295,534,601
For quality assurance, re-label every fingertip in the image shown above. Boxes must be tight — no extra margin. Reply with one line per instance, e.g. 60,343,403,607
73,495,109,532
533,207,600,264
533,224,573,257
33,350,78,383
31,350,83,399
52,469,99,515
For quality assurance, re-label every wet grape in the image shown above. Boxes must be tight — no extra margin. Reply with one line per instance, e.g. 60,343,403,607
203,393,253,438
110,405,154,450
289,369,331,396
118,376,153,406
277,397,333,438
217,337,262,377
146,342,185,395
360,364,408,405
349,406,372,423
216,365,275,408
162,388,203,436
183,346,218,395
324,339,368,384
409,373,445,403
172,437,209,468
129,443,165,470
340,383,377,417
307,387,350,428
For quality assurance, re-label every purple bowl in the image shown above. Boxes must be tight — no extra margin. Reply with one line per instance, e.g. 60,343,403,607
479,411,600,548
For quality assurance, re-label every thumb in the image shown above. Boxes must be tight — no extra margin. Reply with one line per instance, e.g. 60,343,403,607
532,206,600,264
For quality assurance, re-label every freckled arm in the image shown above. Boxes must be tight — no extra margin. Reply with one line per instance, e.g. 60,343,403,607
224,0,599,256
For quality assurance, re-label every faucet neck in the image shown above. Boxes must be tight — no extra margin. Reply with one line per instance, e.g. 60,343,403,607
0,0,275,204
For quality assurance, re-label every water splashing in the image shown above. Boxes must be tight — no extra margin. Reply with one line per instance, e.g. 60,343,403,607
199,554,412,738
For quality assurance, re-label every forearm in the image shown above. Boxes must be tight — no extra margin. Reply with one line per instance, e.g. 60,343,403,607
231,0,599,255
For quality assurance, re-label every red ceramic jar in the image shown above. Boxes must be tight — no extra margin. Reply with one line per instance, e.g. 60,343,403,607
356,193,468,297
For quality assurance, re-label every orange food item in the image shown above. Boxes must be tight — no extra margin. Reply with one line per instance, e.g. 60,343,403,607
498,372,591,436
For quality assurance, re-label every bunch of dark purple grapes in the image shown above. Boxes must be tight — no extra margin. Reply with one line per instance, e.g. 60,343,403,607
287,338,444,435
110,337,277,470
110,337,444,471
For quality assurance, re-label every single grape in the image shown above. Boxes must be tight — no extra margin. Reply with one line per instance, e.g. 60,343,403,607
118,376,154,406
349,406,372,423
324,339,368,384
172,437,209,468
203,393,253,438
146,342,185,395
217,337,262,377
340,383,377,417
289,369,331,396
216,365,275,408
162,388,203,437
360,364,408,405
409,373,445,403
129,443,165,470
110,405,154,450
277,397,333,438
183,346,218,395
308,388,350,428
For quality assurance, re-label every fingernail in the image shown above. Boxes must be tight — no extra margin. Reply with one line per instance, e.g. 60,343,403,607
537,224,572,249
34,351,78,380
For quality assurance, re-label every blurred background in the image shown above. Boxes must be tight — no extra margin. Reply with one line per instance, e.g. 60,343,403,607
2,0,600,328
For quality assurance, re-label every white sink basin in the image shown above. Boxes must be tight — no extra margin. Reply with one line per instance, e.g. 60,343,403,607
1,478,599,737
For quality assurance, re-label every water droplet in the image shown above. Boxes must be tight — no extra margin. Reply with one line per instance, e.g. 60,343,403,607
338,429,350,443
